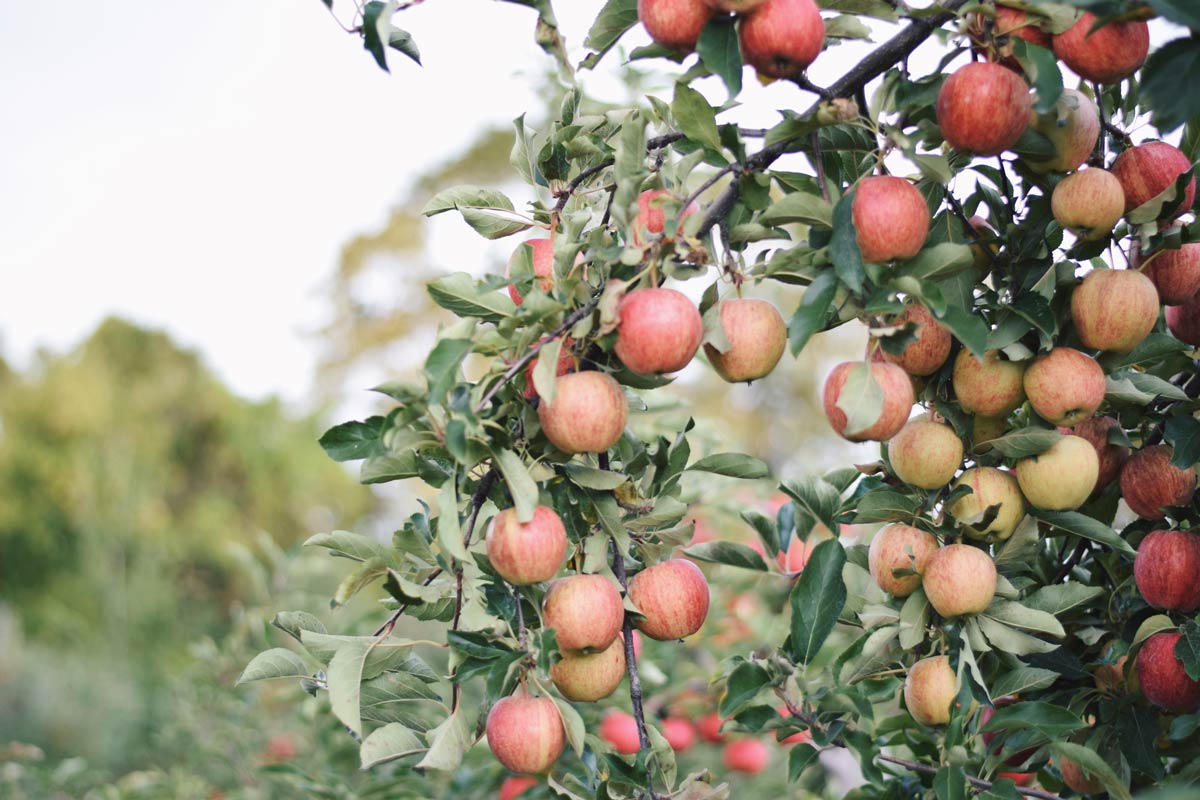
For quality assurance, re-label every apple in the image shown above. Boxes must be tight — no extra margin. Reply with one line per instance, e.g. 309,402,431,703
1053,12,1149,85
1015,435,1100,511
999,772,1036,787
1133,529,1200,612
638,0,713,53
979,697,1038,768
263,734,296,762
696,712,727,743
969,5,1051,50
722,739,769,773
936,62,1032,156
888,417,964,489
1051,168,1125,242
1071,268,1159,354
537,371,628,454
738,0,824,80
614,287,703,375
1119,445,1196,520
1070,416,1129,491
500,776,539,800
952,350,1027,418
822,360,915,442
550,636,626,702
967,216,999,272
1111,141,1197,218
486,505,568,586
486,689,565,774
599,710,642,755
1136,632,1200,713
704,298,787,382
1139,239,1200,305
948,467,1027,541
1023,347,1106,426
1094,641,1133,695
922,543,998,617
632,189,698,246
1059,753,1105,796
972,414,1010,447
904,655,959,726
628,558,710,640
1167,291,1200,345
868,523,939,597
542,574,625,653
522,336,575,400
704,0,766,10
852,175,931,263
881,304,952,376
507,238,555,305
661,717,696,752
1023,88,1100,175
777,524,834,574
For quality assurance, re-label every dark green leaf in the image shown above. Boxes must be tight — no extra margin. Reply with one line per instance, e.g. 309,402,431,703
387,28,421,66
427,272,516,322
830,188,866,292
787,270,839,355
424,337,472,403
1147,0,1200,30
788,540,847,664
1142,36,1200,132
719,661,770,716
687,452,771,479
1029,509,1135,556
851,490,920,523
1178,619,1200,681
561,464,628,490
491,448,539,523
672,83,722,153
1117,705,1165,779
788,743,820,782
696,17,742,99
1013,40,1062,114
981,701,1086,739
360,723,425,769
320,417,386,462
581,0,638,69
990,667,1059,698
361,2,392,72
780,475,842,533
760,191,834,229
938,302,989,358
1102,333,1191,370
1165,415,1200,469
934,766,968,800
683,541,770,571
1048,742,1131,800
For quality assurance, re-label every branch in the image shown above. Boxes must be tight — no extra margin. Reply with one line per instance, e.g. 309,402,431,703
878,754,1063,800
944,191,1000,269
550,132,687,215
450,468,499,712
373,568,443,637
612,543,660,800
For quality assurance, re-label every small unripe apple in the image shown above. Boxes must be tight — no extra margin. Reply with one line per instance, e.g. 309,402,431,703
1071,268,1159,353
704,298,787,382
1016,435,1100,511
486,506,568,586
937,62,1032,156
1053,12,1149,85
599,710,642,754
1119,445,1197,520
696,712,727,743
1023,348,1106,426
738,0,824,80
722,738,770,773
1111,141,1197,217
1022,88,1100,175
550,636,626,702
1136,632,1200,713
632,189,698,246
1167,291,1200,345
628,558,710,640
889,417,964,489
777,524,834,574
904,655,959,725
868,523,940,597
1133,529,1200,612
637,0,713,53
1070,416,1129,491
852,176,931,263
953,350,1027,418
923,544,998,617
537,371,628,454
499,776,539,800
949,468,1027,541
542,574,625,654
486,690,565,775
881,304,952,376
661,717,696,752
614,287,703,375
823,360,915,442
1051,168,1125,242
507,238,555,305
1059,753,1105,796
1139,239,1200,305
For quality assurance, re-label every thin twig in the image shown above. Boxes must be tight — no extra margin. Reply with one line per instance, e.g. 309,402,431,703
1050,540,1089,584
550,132,687,215
450,468,499,712
373,568,444,637
612,542,660,800
682,164,740,214
878,754,1063,800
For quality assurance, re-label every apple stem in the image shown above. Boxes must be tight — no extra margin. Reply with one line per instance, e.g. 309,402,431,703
449,468,499,712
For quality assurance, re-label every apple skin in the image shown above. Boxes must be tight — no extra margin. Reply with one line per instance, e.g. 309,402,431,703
1111,141,1197,217
776,706,812,745
852,176,931,263
695,712,727,743
599,711,642,755
1023,88,1100,175
868,523,939,597
537,371,628,454
1067,416,1129,492
1166,291,1200,346
922,544,998,618
661,718,696,752
1016,435,1100,511
507,238,555,305
881,304,952,376
637,0,713,53
981,5,1052,49
1051,168,1125,242
1119,445,1197,520
1059,753,1105,796
1053,12,1149,85
904,655,959,726
777,524,834,574
1139,240,1200,305
704,298,787,383
722,739,770,774
936,62,1032,156
999,772,1036,787
633,189,699,246
1023,347,1106,427
486,690,565,775
550,636,626,702
949,467,1027,541
486,506,568,586
889,417,964,489
738,0,824,80
953,350,1027,418
1071,268,1159,354
615,287,703,375
1133,529,1200,612
499,776,539,800
1136,632,1200,713
542,574,625,654
822,360,915,442
628,558,710,640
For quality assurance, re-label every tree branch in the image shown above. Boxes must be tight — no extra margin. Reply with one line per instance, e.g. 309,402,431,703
450,468,499,712
612,543,660,800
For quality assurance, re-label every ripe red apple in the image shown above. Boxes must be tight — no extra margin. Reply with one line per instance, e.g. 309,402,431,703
1051,168,1125,242
486,505,568,586
822,360,915,442
1023,347,1106,426
1139,240,1200,305
1134,530,1200,612
992,4,1051,48
999,772,1037,787
868,523,939,597
936,62,1032,156
1053,12,1149,85
980,697,1037,768
696,712,727,743
637,0,713,53
722,738,770,773
542,574,625,654
852,175,931,263
738,0,824,80
904,655,959,726
881,304,952,376
507,238,555,305
1119,445,1197,520
628,558,710,640
499,776,539,800
949,467,1027,541
522,336,576,400
777,524,835,574
1136,632,1200,713
1016,435,1100,511
1059,753,1105,796
614,287,703,375
1023,88,1100,175
661,717,696,752
1071,268,1159,353
599,710,642,755
888,417,964,489
1111,141,1197,218
952,349,1027,418
704,298,787,383
550,636,626,702
537,371,628,454
486,690,565,774
1167,291,1200,345
633,189,698,246
1069,416,1129,491
922,544,998,618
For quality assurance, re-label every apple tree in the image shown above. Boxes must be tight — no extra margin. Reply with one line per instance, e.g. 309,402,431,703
241,1,1200,797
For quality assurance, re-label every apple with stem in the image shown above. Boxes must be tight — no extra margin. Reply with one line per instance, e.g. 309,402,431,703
936,62,1032,156
1133,529,1200,612
1119,445,1196,520
486,505,568,585
822,360,915,442
888,417,964,489
868,523,939,597
1016,435,1100,511
1070,268,1159,354
738,0,824,80
953,350,1027,418
881,304,952,377
852,175,931,263
486,689,565,774
637,0,713,53
550,636,626,702
537,371,628,454
628,558,710,640
1051,168,1125,242
1053,12,1149,85
904,655,959,726
949,467,1027,541
1136,632,1200,713
922,543,998,617
542,574,625,653
614,287,703,375
704,297,787,382
1023,347,1106,426
1111,141,1197,218
1022,88,1099,174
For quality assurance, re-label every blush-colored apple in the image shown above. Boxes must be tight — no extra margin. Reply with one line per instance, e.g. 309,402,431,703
952,349,1027,418
638,0,713,53
1066,416,1129,492
1133,529,1200,612
614,287,703,375
1023,88,1100,175
888,417,964,490
1136,632,1200,713
1119,445,1196,520
822,360,915,442
1070,268,1159,353
507,238,555,305
704,297,787,383
486,505,568,585
542,574,625,654
1023,347,1106,426
937,61,1032,156
537,371,628,454
881,304,952,376
550,636,626,702
486,689,565,775
628,558,710,640
1051,168,1125,242
922,543,998,617
1053,12,1149,85
738,0,824,80
1111,141,1197,218
904,655,959,725
852,175,931,263
949,467,1027,541
868,523,939,597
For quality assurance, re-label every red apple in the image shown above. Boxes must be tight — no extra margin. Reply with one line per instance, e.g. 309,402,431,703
993,5,1052,48
1119,445,1196,520
486,690,565,774
1059,753,1105,796
1051,168,1125,242
522,337,576,400
852,175,931,263
889,417,964,490
948,467,1027,541
507,238,555,306
777,524,835,574
904,655,959,726
1023,347,1106,426
1071,268,1159,353
537,371,628,454
628,558,710,640
999,772,1037,787
486,506,568,586
1136,632,1200,713
542,574,625,654
550,636,626,702
614,287,703,375
704,298,787,382
1053,12,1149,85
599,710,642,755
822,360,915,442
722,739,770,773
881,304,952,377
1167,291,1200,345
868,523,940,597
1139,240,1200,305
661,717,696,752
263,734,296,762
937,62,1032,156
922,544,998,617
633,189,698,246
638,0,713,53
1134,529,1200,612
696,712,727,743
952,350,1027,418
1017,435,1099,511
500,776,539,800
1069,416,1129,492
1023,89,1100,175
1111,141,1197,218
738,0,824,80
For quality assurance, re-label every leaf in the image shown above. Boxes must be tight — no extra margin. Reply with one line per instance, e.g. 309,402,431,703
719,661,770,717
687,452,771,479
1133,614,1176,647
581,0,638,69
696,17,742,99
983,427,1061,458
428,272,517,321
562,464,628,490
424,337,472,403
1177,619,1200,681
934,766,968,800
305,530,392,563
1117,706,1165,780
491,448,539,523
788,270,839,355
683,541,769,571
1049,742,1131,800
779,475,841,533
938,302,989,359
897,243,973,281
237,648,310,685
1028,509,1135,556
672,83,722,153
760,191,834,229
981,600,1065,638
1012,39,1062,114
981,701,1087,739
328,642,370,735
835,362,884,438
990,667,1059,698
531,336,562,405
415,710,473,771
360,723,425,769
788,742,820,781
361,1,396,72
1165,415,1200,469
977,615,1060,655
1103,333,1191,370
551,694,586,757
334,557,389,607
830,188,866,293
320,417,386,462
788,540,847,664
1141,36,1200,132
899,588,930,650
387,28,421,66
436,479,467,561
422,186,530,239
1022,584,1103,616
271,611,327,643
852,490,920,524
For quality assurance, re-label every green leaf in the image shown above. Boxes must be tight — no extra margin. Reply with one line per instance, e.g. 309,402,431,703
1117,705,1165,780
328,641,370,735
981,701,1087,739
422,186,530,239
1165,415,1200,469
788,741,820,781
830,188,866,292
361,1,394,72
271,611,327,643
436,479,467,561
983,427,1061,458
1028,509,1135,556
387,28,421,66
720,661,770,717
852,490,920,524
306,530,392,563
415,709,473,771
428,272,517,321
672,83,722,153
760,191,834,229
1102,333,1191,370
779,475,841,533
899,588,930,650
334,557,390,607
1178,619,1200,681
1142,36,1200,132
696,17,742,99
897,243,973,281
550,694,586,757
531,336,562,405
683,541,769,571
360,723,425,769
1133,614,1176,647
977,615,1060,655
687,452,771,479
1012,40,1062,114
562,464,628,490
1049,742,1131,800
788,540,847,664
320,417,386,462
934,766,968,800
981,600,1064,638
1147,0,1200,31
237,648,310,685
787,270,839,355
1022,584,1103,616
938,302,989,359
990,667,1059,698
424,337,472,403
581,0,638,69
835,362,884,438
491,448,539,523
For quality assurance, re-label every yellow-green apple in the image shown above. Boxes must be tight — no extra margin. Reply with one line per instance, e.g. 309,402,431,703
638,0,713,53
851,175,931,263
1134,529,1200,612
704,298,787,382
486,689,565,774
486,505,568,585
629,558,710,640
953,350,1027,418
661,718,696,752
1139,239,1200,305
632,189,698,246
542,574,625,653
508,238,554,305
599,710,641,754
499,776,538,800
868,523,939,597
1022,89,1100,174
538,371,628,454
777,524,835,574
738,0,824,80
904,655,959,725
972,414,1010,447
1051,168,1125,241
1070,416,1129,491
614,287,703,375
696,712,727,743
1111,141,1197,217
1071,268,1159,353
923,544,998,617
1016,435,1100,511
1059,753,1105,796
949,467,1027,540
881,304,952,376
1119,445,1197,520
888,417,964,489
1053,12,1149,84
1023,347,1106,426
822,360,915,442
1166,291,1200,345
936,62,1032,156
550,636,626,702
722,739,769,773
1136,632,1200,713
